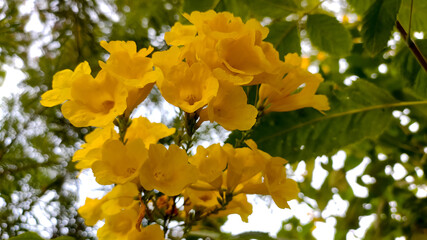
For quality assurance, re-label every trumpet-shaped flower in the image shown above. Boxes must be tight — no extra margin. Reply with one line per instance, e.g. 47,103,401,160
65,70,127,127
78,196,108,226
183,10,268,41
125,82,154,117
156,61,219,113
165,22,197,46
101,182,140,216
184,188,221,209
189,144,229,188
215,194,253,222
264,157,299,209
226,145,268,192
139,144,198,196
99,41,161,88
41,63,128,127
92,139,148,185
128,224,165,240
125,117,175,147
258,53,330,113
97,208,138,240
218,32,271,76
40,62,90,107
236,146,299,209
72,124,118,170
200,83,257,131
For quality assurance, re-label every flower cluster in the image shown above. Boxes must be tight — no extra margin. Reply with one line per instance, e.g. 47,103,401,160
40,10,329,239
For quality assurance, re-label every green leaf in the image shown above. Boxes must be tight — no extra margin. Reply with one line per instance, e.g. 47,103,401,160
361,0,402,56
347,0,376,15
265,20,301,57
393,39,427,99
9,232,44,240
306,14,353,57
232,231,275,240
214,0,251,21
53,237,75,240
398,0,427,33
414,69,427,99
228,80,399,162
245,0,300,19
182,0,220,13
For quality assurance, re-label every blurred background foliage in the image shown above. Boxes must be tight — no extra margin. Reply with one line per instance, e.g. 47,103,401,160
0,0,426,239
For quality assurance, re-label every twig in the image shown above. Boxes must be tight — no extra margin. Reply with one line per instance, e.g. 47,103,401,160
396,20,427,73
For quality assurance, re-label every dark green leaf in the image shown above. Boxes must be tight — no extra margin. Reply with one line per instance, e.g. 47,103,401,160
398,0,427,33
182,0,220,13
232,231,275,240
265,20,301,57
307,14,353,57
214,0,251,21
361,0,402,55
9,232,44,240
347,0,376,15
393,39,427,99
245,0,300,19
53,237,76,240
414,69,427,99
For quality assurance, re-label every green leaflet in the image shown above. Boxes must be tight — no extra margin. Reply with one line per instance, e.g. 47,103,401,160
214,0,251,21
182,0,220,13
265,20,301,57
228,80,406,163
394,39,427,99
245,0,300,19
9,232,75,240
306,14,353,57
398,0,427,33
346,0,376,14
361,0,402,56
9,232,45,240
414,70,427,99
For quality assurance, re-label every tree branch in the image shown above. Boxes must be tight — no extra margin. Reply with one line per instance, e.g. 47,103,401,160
396,20,427,73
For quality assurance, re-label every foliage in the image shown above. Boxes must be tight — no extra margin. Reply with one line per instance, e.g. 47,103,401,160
0,0,426,239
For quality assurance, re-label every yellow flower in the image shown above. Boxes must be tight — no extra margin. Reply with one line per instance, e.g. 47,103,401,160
164,22,197,46
73,117,174,171
97,208,138,240
226,145,267,192
128,224,165,240
200,82,257,131
182,36,222,69
125,117,175,147
99,41,161,88
217,31,271,76
264,157,299,209
125,82,154,117
72,124,118,170
139,144,198,196
40,62,90,107
64,69,128,127
101,182,140,216
189,144,229,188
183,188,221,209
92,139,148,185
236,142,299,209
41,62,127,127
152,46,183,76
182,10,268,41
156,61,219,113
215,194,253,222
78,197,107,226
258,53,330,113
